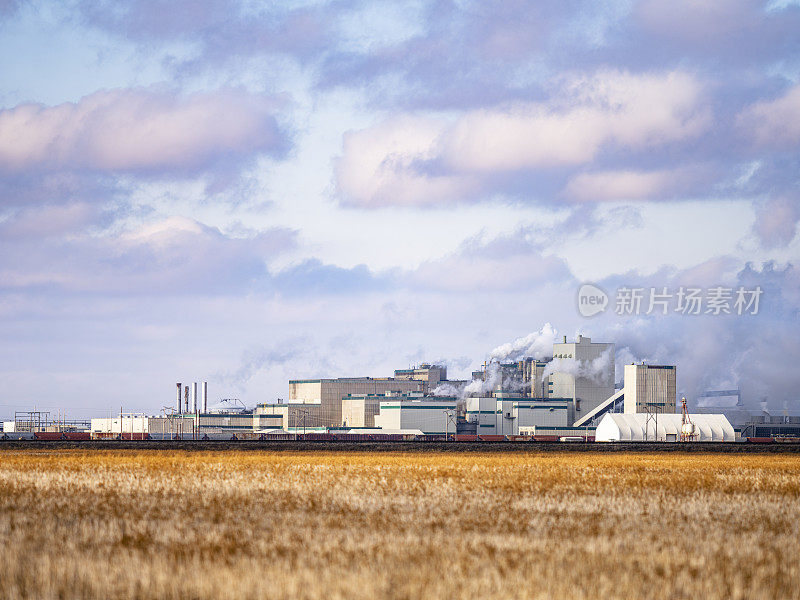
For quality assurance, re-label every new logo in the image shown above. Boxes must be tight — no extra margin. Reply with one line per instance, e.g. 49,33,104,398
577,283,608,317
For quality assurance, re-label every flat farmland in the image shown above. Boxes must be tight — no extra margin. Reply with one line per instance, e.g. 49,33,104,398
0,450,798,599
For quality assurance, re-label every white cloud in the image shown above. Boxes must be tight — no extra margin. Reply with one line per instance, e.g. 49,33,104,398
738,84,800,149
0,216,296,293
447,70,707,171
335,115,477,207
335,69,709,207
562,167,702,202
0,88,286,174
753,195,800,248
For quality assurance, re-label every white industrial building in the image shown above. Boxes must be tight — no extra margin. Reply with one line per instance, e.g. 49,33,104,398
548,335,615,420
287,377,426,428
465,395,573,435
90,409,286,437
373,399,458,435
341,391,426,428
595,413,735,442
574,363,679,428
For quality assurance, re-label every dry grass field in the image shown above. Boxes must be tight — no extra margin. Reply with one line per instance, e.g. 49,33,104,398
0,450,798,600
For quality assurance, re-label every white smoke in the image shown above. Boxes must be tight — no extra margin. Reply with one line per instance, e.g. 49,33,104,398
542,347,613,385
489,323,558,362
463,362,502,396
461,361,533,397
431,383,464,397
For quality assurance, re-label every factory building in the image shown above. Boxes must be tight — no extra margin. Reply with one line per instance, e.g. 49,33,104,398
469,335,615,422
470,360,551,398
341,391,427,428
595,413,734,442
90,403,287,438
623,364,677,414
465,395,574,435
549,335,615,419
373,398,458,435
574,362,679,427
288,377,425,428
393,364,447,386
739,416,800,439
519,358,551,398
286,364,466,429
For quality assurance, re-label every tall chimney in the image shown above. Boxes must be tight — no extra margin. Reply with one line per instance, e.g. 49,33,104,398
184,386,189,413
202,382,208,413
176,383,182,414
191,382,198,413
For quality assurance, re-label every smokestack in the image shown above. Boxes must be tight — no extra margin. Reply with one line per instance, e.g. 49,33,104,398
563,335,567,343
176,383,182,414
202,382,208,413
191,382,198,413
184,386,189,413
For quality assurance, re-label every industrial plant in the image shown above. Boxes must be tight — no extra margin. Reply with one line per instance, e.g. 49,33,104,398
4,333,796,443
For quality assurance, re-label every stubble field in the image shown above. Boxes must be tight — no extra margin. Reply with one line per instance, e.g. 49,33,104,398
0,449,798,599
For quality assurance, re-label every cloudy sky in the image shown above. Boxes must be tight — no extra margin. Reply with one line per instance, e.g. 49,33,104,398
1,0,799,418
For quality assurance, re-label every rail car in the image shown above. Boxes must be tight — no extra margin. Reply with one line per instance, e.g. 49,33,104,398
0,432,791,444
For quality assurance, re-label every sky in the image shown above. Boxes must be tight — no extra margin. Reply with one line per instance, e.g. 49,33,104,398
0,0,799,419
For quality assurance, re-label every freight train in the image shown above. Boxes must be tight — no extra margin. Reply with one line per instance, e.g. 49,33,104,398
1,431,796,443
1,431,587,442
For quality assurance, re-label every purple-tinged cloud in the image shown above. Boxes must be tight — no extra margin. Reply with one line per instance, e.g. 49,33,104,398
0,216,297,294
738,84,800,149
561,165,715,202
0,203,108,240
336,69,709,207
753,195,800,248
403,229,575,292
0,88,289,176
78,0,335,68
634,0,800,67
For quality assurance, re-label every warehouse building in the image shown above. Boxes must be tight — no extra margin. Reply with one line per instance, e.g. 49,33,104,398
393,364,447,386
287,377,426,428
465,395,574,435
286,363,469,429
341,391,427,428
90,408,286,438
373,398,458,435
595,413,734,442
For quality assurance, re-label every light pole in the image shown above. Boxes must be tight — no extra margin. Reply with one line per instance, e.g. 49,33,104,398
443,408,456,441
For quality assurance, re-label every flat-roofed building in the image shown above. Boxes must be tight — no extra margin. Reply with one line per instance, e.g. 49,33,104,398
374,398,458,435
341,391,425,428
548,335,615,420
623,364,677,414
465,395,573,435
287,377,425,428
393,364,447,386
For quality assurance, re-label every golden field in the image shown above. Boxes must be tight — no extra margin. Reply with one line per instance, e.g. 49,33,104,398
0,450,799,599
